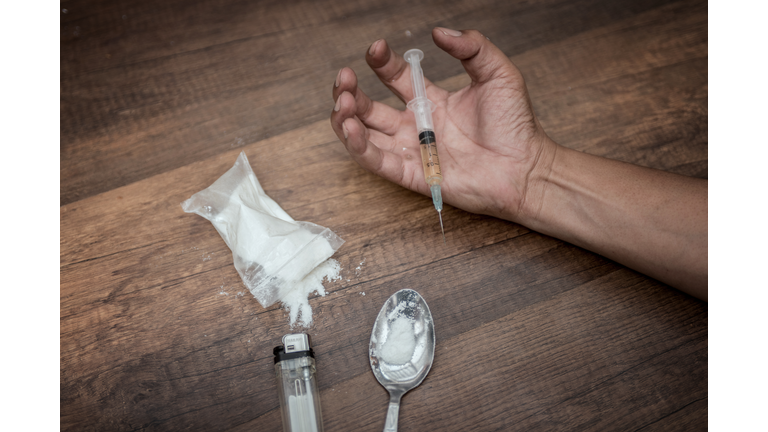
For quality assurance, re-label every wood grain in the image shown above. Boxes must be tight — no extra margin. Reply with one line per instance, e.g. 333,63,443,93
60,0,708,430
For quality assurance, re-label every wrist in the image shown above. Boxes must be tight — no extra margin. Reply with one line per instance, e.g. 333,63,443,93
513,133,560,228
516,141,602,249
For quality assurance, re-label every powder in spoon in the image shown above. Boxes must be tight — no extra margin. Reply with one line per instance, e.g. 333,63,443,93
379,315,416,364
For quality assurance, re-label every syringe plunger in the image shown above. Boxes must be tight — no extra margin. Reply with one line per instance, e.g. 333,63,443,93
404,49,436,133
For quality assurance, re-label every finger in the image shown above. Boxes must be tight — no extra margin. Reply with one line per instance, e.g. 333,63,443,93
341,116,406,185
331,90,397,147
367,127,402,154
366,39,443,104
331,66,355,101
333,67,403,136
331,91,399,152
329,90,358,143
431,28,521,85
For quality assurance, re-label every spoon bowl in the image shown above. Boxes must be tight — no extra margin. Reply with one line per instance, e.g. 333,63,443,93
369,289,435,432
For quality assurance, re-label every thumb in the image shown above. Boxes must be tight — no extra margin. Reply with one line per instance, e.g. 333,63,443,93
431,28,520,84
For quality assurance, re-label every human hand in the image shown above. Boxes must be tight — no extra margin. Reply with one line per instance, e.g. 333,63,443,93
330,28,557,222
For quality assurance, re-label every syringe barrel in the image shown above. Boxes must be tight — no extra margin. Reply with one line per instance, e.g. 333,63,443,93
419,129,442,187
404,49,435,132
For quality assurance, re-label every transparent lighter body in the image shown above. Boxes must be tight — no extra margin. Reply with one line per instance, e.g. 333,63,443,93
275,356,323,432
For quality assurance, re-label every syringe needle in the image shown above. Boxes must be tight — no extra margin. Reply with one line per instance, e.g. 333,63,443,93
438,210,445,244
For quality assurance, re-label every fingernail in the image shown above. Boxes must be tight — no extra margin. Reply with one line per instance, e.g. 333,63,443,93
368,39,382,56
335,68,342,87
342,123,349,139
334,96,341,112
440,27,462,37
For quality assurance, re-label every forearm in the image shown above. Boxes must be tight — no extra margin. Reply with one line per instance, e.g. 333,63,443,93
519,139,708,300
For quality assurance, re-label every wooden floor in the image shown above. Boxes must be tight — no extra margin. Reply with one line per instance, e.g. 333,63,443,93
60,0,708,430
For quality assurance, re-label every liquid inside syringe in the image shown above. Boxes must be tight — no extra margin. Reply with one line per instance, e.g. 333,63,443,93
404,49,445,243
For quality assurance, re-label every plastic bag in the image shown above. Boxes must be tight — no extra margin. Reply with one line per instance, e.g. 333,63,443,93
181,151,344,308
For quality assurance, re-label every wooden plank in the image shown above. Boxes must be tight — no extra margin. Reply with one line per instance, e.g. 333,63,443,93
634,398,708,431
60,0,708,430
61,159,706,429
60,0,693,204
62,220,705,430
229,270,706,432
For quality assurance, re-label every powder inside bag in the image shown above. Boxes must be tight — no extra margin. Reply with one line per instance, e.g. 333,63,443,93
212,192,341,327
182,152,344,328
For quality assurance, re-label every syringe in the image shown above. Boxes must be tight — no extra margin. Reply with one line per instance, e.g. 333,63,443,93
404,49,445,243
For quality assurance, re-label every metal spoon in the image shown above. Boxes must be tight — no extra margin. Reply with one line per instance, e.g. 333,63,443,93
369,289,436,432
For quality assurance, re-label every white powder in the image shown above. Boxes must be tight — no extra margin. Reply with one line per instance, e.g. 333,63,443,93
279,258,341,327
355,258,366,272
379,315,416,364
182,152,344,327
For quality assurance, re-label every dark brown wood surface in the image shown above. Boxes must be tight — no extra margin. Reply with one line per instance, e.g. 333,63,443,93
60,0,708,430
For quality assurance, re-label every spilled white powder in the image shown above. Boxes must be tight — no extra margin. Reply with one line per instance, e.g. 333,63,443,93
279,258,341,327
379,315,416,364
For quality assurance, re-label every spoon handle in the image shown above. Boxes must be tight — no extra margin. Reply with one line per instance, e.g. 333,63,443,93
383,394,402,432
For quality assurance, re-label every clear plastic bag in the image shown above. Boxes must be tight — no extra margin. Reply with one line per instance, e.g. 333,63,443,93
181,152,344,308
